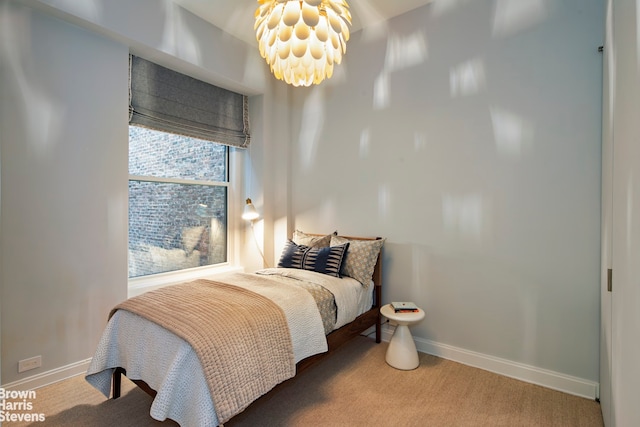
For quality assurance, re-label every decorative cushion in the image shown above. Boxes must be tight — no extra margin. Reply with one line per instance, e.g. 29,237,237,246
278,239,307,269
302,242,350,277
292,230,336,248
330,236,385,286
278,239,349,277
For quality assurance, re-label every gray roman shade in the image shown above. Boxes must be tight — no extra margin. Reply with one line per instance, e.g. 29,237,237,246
129,55,250,148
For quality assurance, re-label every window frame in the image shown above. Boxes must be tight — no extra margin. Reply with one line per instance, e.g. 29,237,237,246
127,130,243,295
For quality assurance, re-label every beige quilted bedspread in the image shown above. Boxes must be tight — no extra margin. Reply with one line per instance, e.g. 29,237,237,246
110,279,295,424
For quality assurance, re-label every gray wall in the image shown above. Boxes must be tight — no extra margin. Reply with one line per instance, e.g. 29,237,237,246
288,0,603,382
0,3,128,384
0,0,270,386
0,0,605,400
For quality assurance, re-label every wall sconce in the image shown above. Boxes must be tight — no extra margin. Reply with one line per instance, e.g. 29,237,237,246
242,198,259,221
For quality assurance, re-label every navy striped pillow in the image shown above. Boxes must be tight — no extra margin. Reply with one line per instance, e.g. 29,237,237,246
277,239,308,269
278,240,350,277
302,242,349,277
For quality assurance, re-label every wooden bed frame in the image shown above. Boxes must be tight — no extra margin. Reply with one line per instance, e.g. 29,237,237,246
111,235,383,409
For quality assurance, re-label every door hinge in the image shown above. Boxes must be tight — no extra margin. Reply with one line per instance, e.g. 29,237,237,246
607,268,613,292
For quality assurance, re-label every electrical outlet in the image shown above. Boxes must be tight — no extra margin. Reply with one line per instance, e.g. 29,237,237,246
18,356,42,373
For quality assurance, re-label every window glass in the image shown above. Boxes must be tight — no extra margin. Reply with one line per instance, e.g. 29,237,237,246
128,126,228,278
129,126,227,182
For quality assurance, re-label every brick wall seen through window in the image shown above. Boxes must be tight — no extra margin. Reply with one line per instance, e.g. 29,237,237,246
128,126,228,278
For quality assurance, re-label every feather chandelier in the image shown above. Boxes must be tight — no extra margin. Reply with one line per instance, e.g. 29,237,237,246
254,0,352,87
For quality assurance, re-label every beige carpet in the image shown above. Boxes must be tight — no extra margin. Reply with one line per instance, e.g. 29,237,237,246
9,337,603,426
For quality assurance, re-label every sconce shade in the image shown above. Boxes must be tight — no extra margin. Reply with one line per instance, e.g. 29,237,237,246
242,198,260,221
254,0,352,87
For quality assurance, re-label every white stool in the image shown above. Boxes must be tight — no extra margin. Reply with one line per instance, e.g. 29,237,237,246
380,304,425,370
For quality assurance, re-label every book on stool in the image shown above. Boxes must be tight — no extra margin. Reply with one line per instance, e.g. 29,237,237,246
390,301,419,313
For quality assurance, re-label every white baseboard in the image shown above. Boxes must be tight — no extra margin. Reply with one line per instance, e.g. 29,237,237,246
1,358,91,391
380,324,599,400
2,327,600,401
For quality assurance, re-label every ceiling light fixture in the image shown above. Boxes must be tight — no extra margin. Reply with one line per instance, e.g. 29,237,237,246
254,0,352,87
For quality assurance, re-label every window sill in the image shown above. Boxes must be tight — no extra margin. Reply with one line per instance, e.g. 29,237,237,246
128,264,244,298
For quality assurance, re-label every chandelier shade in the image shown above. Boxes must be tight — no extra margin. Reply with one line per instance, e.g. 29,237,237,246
255,0,352,87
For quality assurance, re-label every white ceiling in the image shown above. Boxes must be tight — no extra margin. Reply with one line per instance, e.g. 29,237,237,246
172,0,434,44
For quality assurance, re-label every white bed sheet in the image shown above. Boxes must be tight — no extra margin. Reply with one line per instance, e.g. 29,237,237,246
86,310,218,426
85,269,374,427
255,268,373,329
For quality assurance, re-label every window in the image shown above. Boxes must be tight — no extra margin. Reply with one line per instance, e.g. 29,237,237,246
127,55,249,280
128,126,229,278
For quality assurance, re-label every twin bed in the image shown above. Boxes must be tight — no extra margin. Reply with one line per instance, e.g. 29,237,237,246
86,232,384,426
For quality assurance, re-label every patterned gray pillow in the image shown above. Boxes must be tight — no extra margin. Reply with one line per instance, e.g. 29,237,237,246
330,236,385,286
